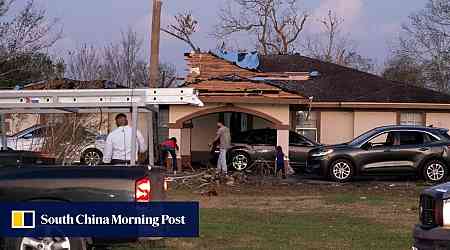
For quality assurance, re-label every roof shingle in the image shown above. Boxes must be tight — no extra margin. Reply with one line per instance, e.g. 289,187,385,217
259,54,450,104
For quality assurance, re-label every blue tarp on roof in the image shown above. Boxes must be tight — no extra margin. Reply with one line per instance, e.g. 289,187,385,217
213,50,260,70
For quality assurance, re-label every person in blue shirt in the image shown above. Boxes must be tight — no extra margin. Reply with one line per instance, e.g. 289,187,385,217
275,146,286,179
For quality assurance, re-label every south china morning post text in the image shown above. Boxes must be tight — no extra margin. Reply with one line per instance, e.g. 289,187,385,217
0,202,199,238
40,214,187,228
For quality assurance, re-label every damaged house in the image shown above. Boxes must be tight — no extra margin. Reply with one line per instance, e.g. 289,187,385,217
167,51,450,168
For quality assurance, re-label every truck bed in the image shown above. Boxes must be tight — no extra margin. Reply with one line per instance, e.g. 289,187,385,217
0,165,166,202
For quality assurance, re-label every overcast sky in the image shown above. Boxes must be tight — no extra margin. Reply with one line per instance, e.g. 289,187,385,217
34,0,427,74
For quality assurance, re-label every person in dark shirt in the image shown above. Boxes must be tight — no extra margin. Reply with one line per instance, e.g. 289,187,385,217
160,137,179,174
275,146,286,179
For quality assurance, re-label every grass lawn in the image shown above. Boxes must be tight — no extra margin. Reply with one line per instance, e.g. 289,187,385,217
114,180,424,250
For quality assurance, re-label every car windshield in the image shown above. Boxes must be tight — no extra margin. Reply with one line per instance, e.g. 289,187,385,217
348,128,380,146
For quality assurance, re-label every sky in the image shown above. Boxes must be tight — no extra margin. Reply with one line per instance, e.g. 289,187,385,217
32,0,428,74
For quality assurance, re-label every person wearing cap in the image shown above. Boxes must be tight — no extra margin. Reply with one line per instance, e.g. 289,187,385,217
103,113,147,165
160,137,179,174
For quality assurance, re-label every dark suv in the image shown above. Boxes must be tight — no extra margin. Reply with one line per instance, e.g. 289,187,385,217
224,128,319,172
307,126,450,182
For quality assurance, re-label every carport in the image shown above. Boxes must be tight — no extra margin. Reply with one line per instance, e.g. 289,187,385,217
0,88,203,165
168,78,309,169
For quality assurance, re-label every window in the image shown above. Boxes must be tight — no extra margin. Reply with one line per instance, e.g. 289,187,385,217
267,130,277,146
366,131,403,147
233,131,251,143
423,133,439,143
22,128,44,139
399,131,424,145
400,112,425,126
367,132,391,147
289,132,308,146
248,131,266,145
296,111,318,142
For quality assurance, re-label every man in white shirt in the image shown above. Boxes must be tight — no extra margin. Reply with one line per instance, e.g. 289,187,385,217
103,113,147,165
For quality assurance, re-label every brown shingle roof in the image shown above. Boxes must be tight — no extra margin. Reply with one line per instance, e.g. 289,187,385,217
259,55,450,104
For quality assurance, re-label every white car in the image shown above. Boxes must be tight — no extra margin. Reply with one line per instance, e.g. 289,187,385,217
1,125,106,165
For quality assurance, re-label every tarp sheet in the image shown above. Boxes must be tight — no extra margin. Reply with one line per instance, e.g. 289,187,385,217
213,50,260,70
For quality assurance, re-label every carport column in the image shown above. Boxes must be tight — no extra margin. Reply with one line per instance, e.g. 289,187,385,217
277,129,290,172
169,128,182,171
181,127,192,170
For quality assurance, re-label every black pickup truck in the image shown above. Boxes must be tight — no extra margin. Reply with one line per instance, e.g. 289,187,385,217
413,182,450,250
0,165,166,250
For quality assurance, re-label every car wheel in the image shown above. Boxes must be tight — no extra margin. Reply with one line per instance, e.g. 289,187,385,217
81,149,103,166
423,160,448,183
329,159,354,182
230,151,250,171
3,237,86,250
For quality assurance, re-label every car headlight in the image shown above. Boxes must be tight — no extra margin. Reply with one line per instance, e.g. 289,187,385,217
311,149,334,157
443,199,450,226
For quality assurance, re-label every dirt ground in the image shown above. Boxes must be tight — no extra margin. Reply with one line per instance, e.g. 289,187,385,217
118,175,430,250
169,176,423,227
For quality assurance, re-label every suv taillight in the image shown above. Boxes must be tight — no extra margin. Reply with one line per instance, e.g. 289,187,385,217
135,177,151,202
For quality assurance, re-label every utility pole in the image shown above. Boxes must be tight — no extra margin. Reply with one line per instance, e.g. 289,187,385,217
149,0,162,87
148,0,162,166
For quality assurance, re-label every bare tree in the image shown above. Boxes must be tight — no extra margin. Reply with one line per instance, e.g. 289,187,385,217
397,0,449,91
67,44,102,81
41,114,106,165
216,0,308,55
302,10,374,72
162,11,200,52
159,63,177,88
65,28,178,88
383,52,426,87
132,61,177,88
0,0,61,82
102,28,144,87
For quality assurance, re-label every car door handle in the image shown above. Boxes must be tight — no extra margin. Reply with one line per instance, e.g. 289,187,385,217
419,148,430,151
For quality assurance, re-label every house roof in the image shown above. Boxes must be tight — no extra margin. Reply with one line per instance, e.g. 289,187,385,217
184,76,306,104
258,54,450,104
23,79,125,90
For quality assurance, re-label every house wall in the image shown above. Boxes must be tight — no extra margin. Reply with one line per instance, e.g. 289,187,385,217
426,113,450,130
320,112,354,145
317,110,450,145
353,112,397,138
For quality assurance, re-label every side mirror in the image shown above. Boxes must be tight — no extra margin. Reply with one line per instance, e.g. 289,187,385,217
363,142,373,150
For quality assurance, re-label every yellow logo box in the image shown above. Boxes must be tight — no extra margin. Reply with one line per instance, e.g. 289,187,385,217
11,210,35,229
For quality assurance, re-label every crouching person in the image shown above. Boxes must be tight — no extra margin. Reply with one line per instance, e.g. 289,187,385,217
160,137,179,174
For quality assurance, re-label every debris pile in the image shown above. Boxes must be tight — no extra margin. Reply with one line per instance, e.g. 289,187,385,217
166,169,250,194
